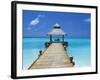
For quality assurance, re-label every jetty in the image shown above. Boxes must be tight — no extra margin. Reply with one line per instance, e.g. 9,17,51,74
28,23,74,69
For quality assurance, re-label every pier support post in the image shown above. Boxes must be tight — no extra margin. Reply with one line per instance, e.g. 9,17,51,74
50,35,52,42
62,35,64,42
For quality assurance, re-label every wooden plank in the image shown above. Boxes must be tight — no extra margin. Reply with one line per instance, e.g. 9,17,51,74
29,43,74,69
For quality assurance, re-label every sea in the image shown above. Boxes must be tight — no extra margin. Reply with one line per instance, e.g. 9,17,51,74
22,38,91,70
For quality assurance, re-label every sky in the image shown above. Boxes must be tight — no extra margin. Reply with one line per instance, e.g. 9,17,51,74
23,10,91,38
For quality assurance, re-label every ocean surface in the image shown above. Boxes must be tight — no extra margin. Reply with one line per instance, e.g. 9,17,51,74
22,38,91,70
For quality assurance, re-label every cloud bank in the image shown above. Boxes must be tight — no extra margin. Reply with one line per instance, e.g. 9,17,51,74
29,15,44,26
84,18,90,22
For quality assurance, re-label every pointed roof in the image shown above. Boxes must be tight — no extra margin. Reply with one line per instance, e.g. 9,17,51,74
54,23,60,27
48,23,66,36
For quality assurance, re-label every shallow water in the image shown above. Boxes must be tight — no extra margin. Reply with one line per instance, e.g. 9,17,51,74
22,38,91,70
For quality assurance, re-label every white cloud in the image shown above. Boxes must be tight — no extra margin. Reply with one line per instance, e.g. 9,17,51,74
30,17,39,26
84,18,91,22
38,14,44,18
29,14,44,26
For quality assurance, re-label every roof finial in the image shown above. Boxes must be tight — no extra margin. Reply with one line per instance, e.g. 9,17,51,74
54,23,60,27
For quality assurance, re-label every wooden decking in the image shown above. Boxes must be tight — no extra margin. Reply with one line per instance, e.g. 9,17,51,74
29,43,74,69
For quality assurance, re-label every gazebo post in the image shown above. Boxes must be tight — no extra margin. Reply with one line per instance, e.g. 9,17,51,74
62,35,64,42
50,35,52,42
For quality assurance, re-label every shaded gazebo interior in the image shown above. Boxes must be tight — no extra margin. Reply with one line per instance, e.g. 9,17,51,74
47,23,66,42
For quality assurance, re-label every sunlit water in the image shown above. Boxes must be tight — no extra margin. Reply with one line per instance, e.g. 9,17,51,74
22,38,91,70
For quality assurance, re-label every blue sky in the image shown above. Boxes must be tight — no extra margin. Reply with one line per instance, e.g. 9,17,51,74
23,10,91,38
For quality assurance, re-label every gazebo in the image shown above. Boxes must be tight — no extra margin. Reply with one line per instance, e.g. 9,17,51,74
47,23,66,42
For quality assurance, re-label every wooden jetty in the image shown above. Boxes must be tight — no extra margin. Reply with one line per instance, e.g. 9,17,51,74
29,43,74,69
28,23,74,69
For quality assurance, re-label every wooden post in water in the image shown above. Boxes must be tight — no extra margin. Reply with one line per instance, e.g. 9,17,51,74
50,35,52,42
62,35,64,42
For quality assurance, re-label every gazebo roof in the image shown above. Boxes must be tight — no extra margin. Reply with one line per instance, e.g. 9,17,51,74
48,23,66,36
54,23,60,27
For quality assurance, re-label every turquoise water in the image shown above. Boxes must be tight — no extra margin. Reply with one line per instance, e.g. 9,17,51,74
22,38,91,70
